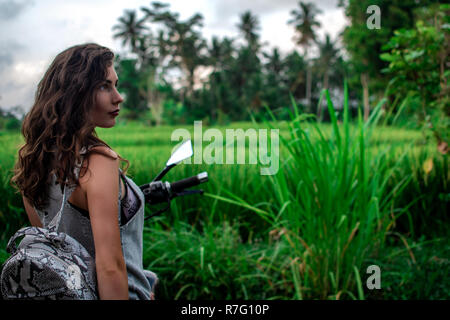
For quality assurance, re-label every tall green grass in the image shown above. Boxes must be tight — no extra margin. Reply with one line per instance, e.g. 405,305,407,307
210,83,416,299
0,87,447,299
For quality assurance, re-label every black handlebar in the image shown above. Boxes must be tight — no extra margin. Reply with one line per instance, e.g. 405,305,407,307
140,172,208,206
139,141,208,220
170,172,208,193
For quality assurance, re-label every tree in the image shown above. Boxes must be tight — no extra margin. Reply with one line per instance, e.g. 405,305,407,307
114,57,147,120
141,3,207,97
113,9,168,123
113,2,209,123
262,48,290,113
380,3,449,153
112,9,148,53
206,36,237,121
284,51,307,103
339,0,441,121
314,33,340,120
288,1,322,112
234,11,264,116
236,10,261,52
0,106,22,130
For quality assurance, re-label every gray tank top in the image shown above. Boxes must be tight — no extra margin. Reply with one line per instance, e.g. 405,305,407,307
33,146,155,300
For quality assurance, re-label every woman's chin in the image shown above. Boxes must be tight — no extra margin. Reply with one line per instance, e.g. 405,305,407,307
95,120,116,128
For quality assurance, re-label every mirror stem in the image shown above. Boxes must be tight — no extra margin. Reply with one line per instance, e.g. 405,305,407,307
153,163,176,182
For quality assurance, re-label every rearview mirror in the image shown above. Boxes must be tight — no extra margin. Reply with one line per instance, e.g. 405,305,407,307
166,140,193,166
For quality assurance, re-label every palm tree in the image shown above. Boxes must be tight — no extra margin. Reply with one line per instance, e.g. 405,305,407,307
317,34,339,89
112,10,148,53
206,36,237,121
208,36,235,73
236,11,261,52
263,48,284,76
179,33,207,94
235,10,264,113
315,33,339,120
263,48,290,110
141,4,206,98
288,1,322,111
284,51,307,99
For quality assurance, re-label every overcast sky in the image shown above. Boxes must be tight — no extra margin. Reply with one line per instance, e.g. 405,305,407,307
0,0,347,114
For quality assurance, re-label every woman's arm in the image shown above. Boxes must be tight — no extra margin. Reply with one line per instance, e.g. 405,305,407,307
80,146,129,300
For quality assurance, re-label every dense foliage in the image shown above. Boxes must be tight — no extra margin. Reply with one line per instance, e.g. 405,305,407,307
0,1,448,300
104,1,450,156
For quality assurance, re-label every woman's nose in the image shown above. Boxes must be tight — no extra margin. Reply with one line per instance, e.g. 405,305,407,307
113,87,124,104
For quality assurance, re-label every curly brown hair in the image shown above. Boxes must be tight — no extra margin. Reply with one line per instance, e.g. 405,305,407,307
11,43,129,210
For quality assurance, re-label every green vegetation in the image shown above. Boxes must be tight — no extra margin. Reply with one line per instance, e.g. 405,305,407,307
0,1,448,300
1,87,447,299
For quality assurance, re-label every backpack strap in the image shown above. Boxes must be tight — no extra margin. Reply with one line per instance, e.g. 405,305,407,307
6,226,66,254
47,144,123,231
47,181,76,232
46,144,98,232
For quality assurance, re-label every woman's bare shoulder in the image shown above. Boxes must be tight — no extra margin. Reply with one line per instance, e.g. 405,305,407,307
79,146,119,185
88,145,119,160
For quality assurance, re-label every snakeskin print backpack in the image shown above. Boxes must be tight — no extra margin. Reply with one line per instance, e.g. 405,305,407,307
0,182,98,300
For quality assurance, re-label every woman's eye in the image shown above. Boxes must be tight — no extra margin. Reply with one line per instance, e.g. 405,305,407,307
99,84,110,91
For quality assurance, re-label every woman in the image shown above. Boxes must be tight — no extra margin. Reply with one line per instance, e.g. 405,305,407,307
11,43,157,300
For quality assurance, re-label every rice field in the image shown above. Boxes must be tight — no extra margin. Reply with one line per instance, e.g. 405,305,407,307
0,92,448,299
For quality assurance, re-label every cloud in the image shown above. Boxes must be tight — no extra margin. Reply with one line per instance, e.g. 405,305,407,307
0,40,38,111
0,0,346,113
0,39,24,74
0,0,34,21
203,0,344,55
210,0,340,26
214,0,297,17
206,0,342,47
0,51,13,72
